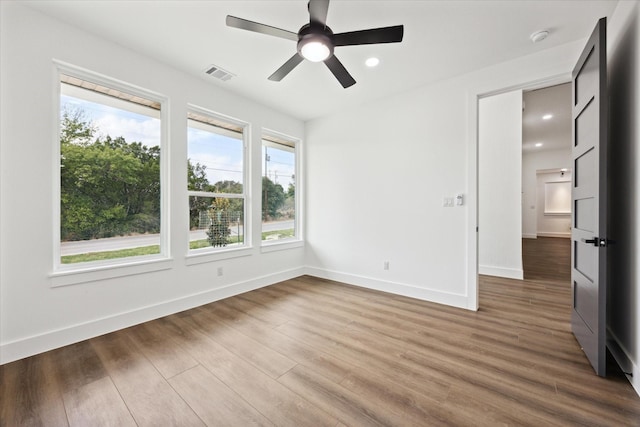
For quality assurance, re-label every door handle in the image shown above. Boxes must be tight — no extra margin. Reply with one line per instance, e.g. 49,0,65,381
582,237,599,247
581,237,608,247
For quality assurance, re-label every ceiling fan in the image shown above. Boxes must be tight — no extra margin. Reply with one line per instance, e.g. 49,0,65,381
226,0,404,88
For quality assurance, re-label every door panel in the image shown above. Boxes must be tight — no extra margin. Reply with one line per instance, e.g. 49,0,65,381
575,48,597,104
571,17,607,376
575,198,595,232
575,148,596,192
576,100,597,149
574,275,596,330
574,241,596,282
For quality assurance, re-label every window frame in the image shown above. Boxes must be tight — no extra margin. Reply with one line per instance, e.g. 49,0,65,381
186,105,251,262
51,62,171,286
261,129,303,251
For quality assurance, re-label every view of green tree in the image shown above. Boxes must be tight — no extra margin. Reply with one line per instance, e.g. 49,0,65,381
211,180,243,194
188,159,212,229
262,176,286,220
187,159,209,191
60,108,160,241
287,182,295,199
60,108,96,146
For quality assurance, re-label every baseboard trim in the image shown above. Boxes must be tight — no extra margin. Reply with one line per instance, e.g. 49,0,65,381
478,265,524,280
608,328,640,397
0,267,304,365
537,232,571,238
304,266,470,310
522,234,537,239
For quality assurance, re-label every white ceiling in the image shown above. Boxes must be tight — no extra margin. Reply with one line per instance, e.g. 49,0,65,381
22,0,617,122
523,83,572,153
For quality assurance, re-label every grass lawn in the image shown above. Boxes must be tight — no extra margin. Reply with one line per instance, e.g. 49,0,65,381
61,245,160,264
61,229,295,264
190,229,294,248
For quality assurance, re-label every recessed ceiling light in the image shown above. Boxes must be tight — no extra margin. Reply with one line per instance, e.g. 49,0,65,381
530,30,549,43
365,57,380,67
542,114,553,120
535,143,543,147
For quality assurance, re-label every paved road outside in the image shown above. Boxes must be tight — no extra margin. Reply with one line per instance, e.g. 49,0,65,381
60,220,294,256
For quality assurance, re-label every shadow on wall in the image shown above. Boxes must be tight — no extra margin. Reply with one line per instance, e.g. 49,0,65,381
608,6,638,369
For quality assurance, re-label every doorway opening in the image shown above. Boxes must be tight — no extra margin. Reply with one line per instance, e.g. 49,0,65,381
521,83,572,283
478,81,572,286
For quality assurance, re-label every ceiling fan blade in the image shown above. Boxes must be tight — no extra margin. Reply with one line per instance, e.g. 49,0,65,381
324,55,356,88
268,53,305,81
226,15,298,41
334,25,404,46
308,0,330,26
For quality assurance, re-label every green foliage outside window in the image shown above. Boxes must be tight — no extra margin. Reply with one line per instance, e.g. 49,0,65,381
60,108,160,241
262,176,286,220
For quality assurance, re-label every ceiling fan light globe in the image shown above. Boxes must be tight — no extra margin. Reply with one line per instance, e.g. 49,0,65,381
300,40,331,62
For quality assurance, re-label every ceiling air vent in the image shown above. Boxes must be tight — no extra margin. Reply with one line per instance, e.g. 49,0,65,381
204,64,235,82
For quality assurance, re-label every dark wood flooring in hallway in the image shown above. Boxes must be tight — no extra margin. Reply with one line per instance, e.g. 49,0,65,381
522,236,571,283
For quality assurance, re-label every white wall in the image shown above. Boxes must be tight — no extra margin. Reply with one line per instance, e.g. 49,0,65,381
305,38,587,311
478,91,523,280
305,76,470,308
0,3,305,363
607,0,640,396
522,148,572,237
535,170,572,238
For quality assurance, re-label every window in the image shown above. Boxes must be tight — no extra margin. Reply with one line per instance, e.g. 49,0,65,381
187,109,247,252
262,132,298,243
58,73,164,267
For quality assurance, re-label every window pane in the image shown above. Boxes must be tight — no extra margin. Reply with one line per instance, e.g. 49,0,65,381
189,196,244,249
187,119,243,194
187,111,246,252
262,141,296,241
59,77,161,265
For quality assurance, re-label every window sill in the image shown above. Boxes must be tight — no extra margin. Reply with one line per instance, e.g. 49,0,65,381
50,256,174,288
261,239,304,253
185,246,253,266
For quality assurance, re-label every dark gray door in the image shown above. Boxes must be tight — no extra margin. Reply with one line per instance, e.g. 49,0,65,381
571,17,608,376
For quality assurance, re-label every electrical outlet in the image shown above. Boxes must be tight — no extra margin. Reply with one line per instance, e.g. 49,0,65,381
443,197,454,207
217,267,223,277
384,261,390,270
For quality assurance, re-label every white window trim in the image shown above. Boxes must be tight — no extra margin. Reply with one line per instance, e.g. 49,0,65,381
50,257,174,288
261,240,304,253
51,61,170,285
185,246,253,266
186,105,251,260
261,128,303,248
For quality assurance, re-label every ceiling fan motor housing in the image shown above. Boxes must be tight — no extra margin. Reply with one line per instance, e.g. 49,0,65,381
297,24,335,61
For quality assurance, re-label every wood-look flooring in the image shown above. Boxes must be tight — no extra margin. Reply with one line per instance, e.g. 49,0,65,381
2,258,640,425
523,236,571,283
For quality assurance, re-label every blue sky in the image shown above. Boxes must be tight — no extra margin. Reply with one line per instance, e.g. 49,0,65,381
187,126,244,185
61,94,294,188
61,94,160,148
187,127,295,188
